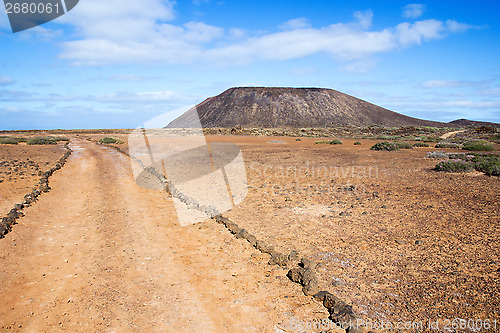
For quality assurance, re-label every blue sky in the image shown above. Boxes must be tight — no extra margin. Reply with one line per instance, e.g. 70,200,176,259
1,0,499,129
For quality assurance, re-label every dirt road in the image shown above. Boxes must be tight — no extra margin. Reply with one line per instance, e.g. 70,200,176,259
440,130,466,139
0,140,325,332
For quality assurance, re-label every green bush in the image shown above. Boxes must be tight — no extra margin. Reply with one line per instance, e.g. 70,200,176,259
426,151,448,159
27,137,58,145
486,165,500,176
423,137,442,143
395,141,413,149
447,153,472,161
370,141,400,151
375,135,399,140
435,142,463,149
434,160,475,173
0,137,28,144
50,136,70,142
472,154,500,176
423,126,440,133
354,141,361,145
413,142,430,148
315,139,343,145
0,137,19,144
462,141,495,151
432,153,500,176
99,137,124,144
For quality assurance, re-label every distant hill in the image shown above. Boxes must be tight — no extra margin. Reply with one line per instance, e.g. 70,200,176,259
448,119,500,127
167,87,450,128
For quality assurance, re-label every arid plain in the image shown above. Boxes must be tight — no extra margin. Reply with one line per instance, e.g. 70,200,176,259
0,129,499,332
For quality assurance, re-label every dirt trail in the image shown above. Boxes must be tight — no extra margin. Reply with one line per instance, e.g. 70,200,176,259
440,130,466,139
0,140,325,332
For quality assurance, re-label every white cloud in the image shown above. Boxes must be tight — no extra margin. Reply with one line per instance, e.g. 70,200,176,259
420,79,492,89
0,87,188,106
228,28,246,40
339,59,378,74
0,89,33,100
353,10,373,30
442,100,500,109
86,90,188,105
56,2,477,70
421,80,468,88
57,0,176,40
395,20,445,45
402,4,426,19
0,76,15,86
280,18,311,31
445,20,477,33
0,106,24,113
108,74,149,82
183,21,224,42
18,26,64,41
479,87,500,96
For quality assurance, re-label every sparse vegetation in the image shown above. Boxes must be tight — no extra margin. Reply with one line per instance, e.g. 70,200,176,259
27,137,58,145
354,141,361,145
0,136,28,144
315,139,343,145
472,154,500,176
375,135,400,141
426,151,449,159
52,136,70,142
370,141,400,151
447,153,472,160
99,137,124,144
395,141,413,149
370,141,416,151
435,142,463,149
434,160,475,173
0,137,20,144
431,151,500,176
413,142,430,148
422,137,442,143
462,141,495,151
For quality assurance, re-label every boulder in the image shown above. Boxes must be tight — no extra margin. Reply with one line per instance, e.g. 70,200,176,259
288,250,300,261
287,268,303,284
302,271,320,295
301,258,318,270
256,240,274,254
246,234,257,246
236,228,249,239
268,251,289,267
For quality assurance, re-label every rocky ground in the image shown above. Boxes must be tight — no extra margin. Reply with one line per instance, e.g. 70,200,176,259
0,139,328,333
216,136,500,330
1,132,499,332
0,143,67,218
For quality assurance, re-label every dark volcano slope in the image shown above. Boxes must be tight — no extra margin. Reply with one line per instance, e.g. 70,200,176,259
168,87,447,128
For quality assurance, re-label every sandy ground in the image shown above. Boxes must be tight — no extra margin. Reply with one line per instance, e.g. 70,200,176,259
0,143,66,217
0,140,327,332
2,134,500,332
217,136,500,328
96,134,500,327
